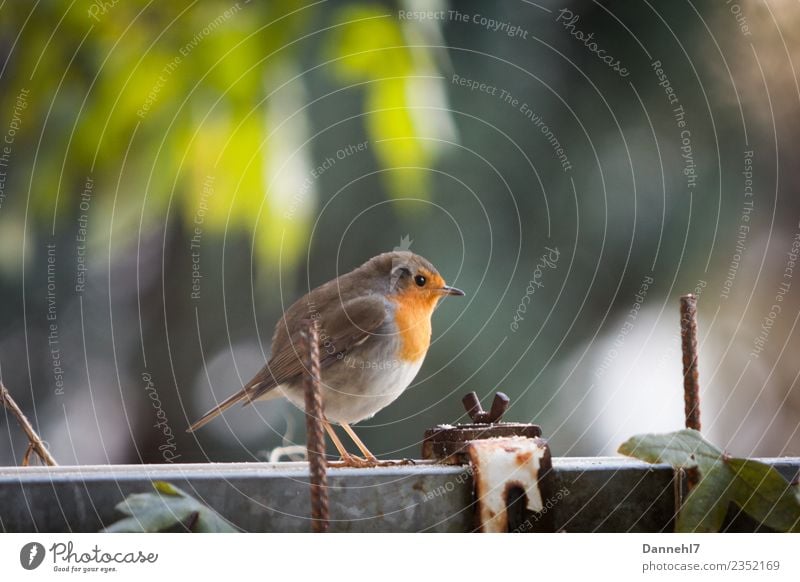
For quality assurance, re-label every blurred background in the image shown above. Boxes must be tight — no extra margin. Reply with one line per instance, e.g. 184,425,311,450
0,0,798,465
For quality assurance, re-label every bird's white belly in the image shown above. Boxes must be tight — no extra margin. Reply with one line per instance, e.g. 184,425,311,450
279,352,424,424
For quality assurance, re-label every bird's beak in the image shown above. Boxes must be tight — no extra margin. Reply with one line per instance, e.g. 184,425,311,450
439,285,465,297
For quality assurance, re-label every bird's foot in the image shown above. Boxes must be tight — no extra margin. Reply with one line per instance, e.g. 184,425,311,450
328,452,378,468
371,457,417,466
327,455,417,468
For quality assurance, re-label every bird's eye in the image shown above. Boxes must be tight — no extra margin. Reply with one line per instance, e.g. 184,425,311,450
414,275,426,287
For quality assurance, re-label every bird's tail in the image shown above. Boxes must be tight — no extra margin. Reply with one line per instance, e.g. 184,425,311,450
186,388,253,433
186,376,274,432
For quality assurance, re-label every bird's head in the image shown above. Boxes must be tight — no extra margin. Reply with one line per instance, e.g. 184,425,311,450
365,251,464,310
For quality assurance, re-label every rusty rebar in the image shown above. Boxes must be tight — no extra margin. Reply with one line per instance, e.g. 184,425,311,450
300,320,329,533
680,294,701,432
680,294,701,492
0,380,58,466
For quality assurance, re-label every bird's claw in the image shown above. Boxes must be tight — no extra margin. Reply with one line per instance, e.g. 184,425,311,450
327,456,417,468
377,457,416,466
328,454,376,468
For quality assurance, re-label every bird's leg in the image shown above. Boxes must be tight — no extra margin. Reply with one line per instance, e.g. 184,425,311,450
340,423,379,464
322,419,368,467
322,419,352,460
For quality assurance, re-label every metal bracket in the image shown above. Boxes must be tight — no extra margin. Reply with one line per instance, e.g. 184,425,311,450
422,392,542,465
469,436,554,532
422,391,554,531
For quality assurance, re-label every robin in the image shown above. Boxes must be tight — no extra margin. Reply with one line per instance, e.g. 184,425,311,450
187,251,464,466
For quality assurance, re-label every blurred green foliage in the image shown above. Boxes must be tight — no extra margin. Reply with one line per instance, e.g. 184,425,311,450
0,0,442,268
3,1,799,466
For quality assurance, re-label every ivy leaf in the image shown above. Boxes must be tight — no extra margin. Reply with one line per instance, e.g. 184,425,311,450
727,458,800,533
619,430,800,532
618,429,720,473
675,462,730,532
102,481,237,533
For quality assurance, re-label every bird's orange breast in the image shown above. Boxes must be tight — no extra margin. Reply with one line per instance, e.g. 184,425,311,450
391,293,435,363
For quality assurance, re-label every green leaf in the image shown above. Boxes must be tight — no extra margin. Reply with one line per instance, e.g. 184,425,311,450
105,494,195,533
102,482,237,533
727,458,800,533
617,429,720,473
676,462,731,532
153,480,180,496
619,430,800,532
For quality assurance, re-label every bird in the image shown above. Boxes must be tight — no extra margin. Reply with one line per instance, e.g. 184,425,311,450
187,251,464,466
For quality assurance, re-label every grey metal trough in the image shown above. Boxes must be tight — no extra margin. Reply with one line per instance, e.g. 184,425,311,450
1,457,798,532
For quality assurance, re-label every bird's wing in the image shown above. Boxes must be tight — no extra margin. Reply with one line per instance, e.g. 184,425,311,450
187,294,388,432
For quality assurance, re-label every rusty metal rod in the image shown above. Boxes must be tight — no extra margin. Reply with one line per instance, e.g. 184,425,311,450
301,320,329,533
680,294,701,432
679,294,701,493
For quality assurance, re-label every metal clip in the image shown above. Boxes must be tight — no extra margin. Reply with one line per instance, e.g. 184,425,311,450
422,391,541,465
468,436,553,533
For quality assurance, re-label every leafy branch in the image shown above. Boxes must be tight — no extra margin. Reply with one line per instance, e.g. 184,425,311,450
619,429,800,532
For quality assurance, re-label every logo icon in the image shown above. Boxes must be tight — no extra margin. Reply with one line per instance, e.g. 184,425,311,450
393,234,413,254
20,542,45,570
389,235,414,291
